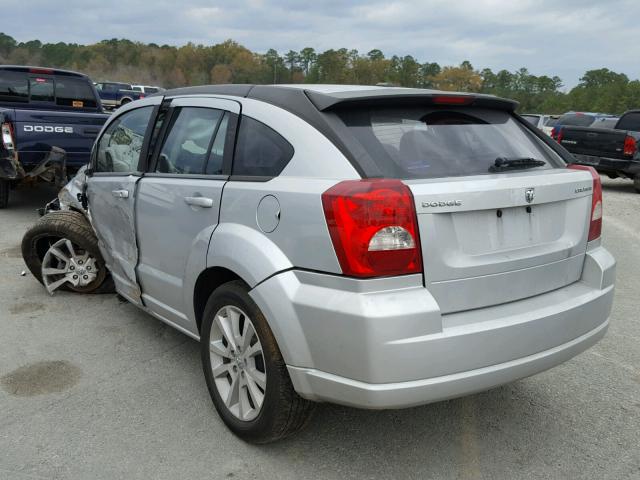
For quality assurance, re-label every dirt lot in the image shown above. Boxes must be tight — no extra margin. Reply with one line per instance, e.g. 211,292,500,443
1,180,639,480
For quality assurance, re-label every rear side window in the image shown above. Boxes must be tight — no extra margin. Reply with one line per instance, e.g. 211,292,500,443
95,106,153,173
156,107,223,174
616,112,640,132
0,70,28,102
55,78,98,108
29,77,54,102
335,107,560,179
232,116,294,177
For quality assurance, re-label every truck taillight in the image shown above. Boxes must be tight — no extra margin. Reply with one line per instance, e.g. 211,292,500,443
623,135,637,157
1,122,15,151
322,179,422,278
567,164,602,241
556,127,564,143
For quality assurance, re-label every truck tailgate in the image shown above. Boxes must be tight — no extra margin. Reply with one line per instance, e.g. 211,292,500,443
13,109,108,166
560,126,628,159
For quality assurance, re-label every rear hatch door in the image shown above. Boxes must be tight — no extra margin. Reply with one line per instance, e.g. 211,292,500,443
408,169,593,313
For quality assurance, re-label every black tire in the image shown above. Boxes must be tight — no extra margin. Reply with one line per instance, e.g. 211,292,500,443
201,280,315,443
0,179,9,209
119,98,131,106
634,175,640,193
21,210,115,294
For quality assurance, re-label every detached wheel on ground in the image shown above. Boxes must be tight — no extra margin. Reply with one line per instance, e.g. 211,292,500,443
201,280,315,443
21,210,114,294
0,179,9,209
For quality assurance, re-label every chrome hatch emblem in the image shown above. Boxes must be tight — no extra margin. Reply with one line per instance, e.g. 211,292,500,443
525,188,535,204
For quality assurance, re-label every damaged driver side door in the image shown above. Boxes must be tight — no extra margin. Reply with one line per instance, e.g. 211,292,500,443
86,101,158,304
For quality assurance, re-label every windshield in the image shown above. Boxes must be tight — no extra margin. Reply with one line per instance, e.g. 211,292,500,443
335,106,560,179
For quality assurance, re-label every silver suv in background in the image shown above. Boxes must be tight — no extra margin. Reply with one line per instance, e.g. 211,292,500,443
22,85,616,443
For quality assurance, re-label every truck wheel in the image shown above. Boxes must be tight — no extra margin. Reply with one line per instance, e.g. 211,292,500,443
120,98,131,106
21,210,114,294
0,179,9,209
634,175,640,193
201,280,315,443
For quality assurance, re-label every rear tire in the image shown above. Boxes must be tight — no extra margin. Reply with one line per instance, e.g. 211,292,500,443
634,175,640,193
21,210,114,294
0,179,9,209
201,280,315,443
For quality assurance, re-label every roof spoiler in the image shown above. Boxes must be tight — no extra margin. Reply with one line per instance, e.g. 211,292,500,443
305,89,519,112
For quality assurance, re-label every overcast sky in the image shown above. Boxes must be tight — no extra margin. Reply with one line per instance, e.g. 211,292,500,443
4,0,639,88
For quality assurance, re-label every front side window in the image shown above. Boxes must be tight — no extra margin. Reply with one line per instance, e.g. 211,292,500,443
29,77,54,102
156,107,223,174
232,116,294,177
335,107,561,179
95,106,153,173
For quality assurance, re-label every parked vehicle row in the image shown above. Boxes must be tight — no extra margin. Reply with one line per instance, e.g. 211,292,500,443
0,65,109,208
555,110,640,192
22,84,616,443
94,81,146,110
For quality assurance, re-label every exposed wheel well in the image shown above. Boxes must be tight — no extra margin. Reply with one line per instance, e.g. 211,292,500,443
193,267,246,333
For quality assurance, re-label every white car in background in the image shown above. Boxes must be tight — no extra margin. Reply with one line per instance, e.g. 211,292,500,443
521,114,559,136
131,85,165,95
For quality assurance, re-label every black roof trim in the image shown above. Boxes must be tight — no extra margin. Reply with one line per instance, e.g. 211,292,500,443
305,89,519,112
0,65,88,78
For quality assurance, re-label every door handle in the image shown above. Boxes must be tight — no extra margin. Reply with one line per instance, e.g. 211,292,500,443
111,189,129,198
184,196,214,208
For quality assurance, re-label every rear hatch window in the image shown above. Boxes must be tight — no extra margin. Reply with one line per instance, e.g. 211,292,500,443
556,113,595,127
616,112,640,131
0,70,29,102
335,107,562,179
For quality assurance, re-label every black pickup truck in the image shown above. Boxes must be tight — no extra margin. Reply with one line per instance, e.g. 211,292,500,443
0,65,110,208
558,110,640,193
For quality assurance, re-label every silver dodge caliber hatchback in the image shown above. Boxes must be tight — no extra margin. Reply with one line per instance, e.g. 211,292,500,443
23,85,616,443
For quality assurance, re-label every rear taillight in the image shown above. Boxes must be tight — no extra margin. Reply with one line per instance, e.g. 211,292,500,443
322,179,422,278
556,127,564,143
567,164,602,241
623,135,637,157
1,122,15,151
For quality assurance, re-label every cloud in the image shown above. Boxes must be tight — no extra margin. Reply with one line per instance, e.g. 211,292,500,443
2,0,640,87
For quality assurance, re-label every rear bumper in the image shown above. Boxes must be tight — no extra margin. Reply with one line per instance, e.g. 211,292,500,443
250,246,615,409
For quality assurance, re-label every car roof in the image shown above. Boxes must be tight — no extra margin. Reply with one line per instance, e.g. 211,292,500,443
160,84,518,112
0,65,89,78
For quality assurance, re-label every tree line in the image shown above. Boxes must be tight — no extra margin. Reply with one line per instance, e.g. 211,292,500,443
1,32,639,115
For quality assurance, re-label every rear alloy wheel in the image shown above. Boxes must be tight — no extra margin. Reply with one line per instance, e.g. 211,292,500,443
0,179,9,209
201,281,314,443
209,305,267,421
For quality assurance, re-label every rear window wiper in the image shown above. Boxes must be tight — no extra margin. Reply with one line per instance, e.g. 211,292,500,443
489,157,546,173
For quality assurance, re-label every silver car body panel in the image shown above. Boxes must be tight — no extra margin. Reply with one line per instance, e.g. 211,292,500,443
82,87,616,409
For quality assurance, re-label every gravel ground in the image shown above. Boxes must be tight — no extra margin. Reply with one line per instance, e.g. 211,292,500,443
0,179,639,480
